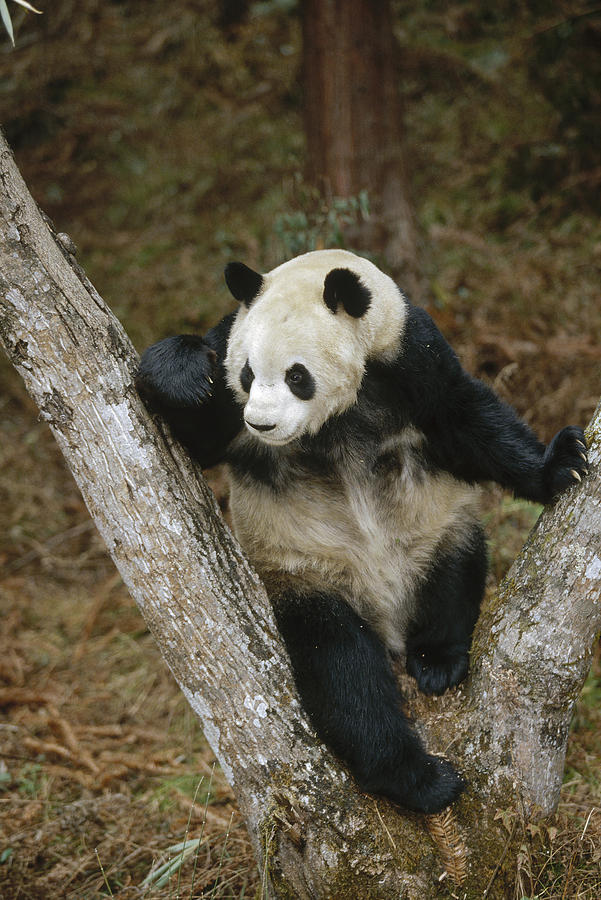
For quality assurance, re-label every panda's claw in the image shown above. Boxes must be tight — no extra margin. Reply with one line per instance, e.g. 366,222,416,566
543,426,589,499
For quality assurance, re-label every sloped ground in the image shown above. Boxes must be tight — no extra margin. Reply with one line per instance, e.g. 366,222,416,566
0,1,600,896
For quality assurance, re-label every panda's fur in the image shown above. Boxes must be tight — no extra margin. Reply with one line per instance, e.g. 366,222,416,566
229,426,480,656
224,251,478,655
138,249,588,814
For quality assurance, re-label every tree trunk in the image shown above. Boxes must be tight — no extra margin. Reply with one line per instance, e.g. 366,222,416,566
1,132,600,898
302,0,419,291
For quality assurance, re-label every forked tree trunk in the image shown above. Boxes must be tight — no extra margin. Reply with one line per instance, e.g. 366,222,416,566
1,133,600,898
303,0,419,291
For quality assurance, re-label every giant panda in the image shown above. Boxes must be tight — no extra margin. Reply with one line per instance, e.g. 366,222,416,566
137,249,588,814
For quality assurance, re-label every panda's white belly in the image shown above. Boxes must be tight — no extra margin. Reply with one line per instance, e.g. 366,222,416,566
229,435,480,653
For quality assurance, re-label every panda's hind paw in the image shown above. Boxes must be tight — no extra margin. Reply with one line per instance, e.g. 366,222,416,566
401,754,465,815
406,644,469,696
364,750,464,814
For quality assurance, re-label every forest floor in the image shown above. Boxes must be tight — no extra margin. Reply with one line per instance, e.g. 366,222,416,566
0,1,600,897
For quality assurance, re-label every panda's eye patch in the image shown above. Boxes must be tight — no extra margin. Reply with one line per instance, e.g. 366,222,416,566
285,363,315,400
240,359,254,393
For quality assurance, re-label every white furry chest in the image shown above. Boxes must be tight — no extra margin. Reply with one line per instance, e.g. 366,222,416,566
229,439,479,652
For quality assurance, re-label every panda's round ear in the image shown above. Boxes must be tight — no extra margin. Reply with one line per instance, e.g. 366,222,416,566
224,262,264,307
323,268,371,318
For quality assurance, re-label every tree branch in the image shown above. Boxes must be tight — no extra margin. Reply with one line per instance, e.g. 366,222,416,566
468,421,601,813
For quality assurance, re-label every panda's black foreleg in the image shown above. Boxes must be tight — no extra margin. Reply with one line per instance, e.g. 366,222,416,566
405,525,488,696
274,590,465,814
424,369,589,504
136,313,243,468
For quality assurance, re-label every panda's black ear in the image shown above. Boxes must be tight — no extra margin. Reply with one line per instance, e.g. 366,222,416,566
323,268,371,318
224,262,264,307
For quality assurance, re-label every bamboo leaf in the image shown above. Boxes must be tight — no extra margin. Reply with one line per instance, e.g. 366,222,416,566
11,0,42,14
141,839,202,890
0,0,15,46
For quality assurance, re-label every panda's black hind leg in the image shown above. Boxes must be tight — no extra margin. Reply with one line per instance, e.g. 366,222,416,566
274,589,464,814
406,525,488,696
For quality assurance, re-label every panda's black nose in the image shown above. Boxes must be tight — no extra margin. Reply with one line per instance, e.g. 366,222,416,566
246,421,276,432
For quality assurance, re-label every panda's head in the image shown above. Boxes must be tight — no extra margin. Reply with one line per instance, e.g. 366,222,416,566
224,250,407,447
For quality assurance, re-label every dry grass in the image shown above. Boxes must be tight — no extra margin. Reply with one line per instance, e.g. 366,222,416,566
0,588,259,898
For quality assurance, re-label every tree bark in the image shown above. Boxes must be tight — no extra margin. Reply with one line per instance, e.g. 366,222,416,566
1,132,600,898
302,0,419,291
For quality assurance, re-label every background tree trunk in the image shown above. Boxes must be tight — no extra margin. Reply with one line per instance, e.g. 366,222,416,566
1,133,600,898
302,0,419,293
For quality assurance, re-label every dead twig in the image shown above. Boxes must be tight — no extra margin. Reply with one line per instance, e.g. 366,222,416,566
0,688,56,707
73,570,123,662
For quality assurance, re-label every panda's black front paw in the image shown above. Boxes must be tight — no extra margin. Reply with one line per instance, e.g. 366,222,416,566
543,426,588,500
406,643,469,696
137,335,217,409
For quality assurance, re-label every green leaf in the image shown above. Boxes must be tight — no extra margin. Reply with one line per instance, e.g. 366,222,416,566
141,838,203,889
12,0,42,13
0,0,15,46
